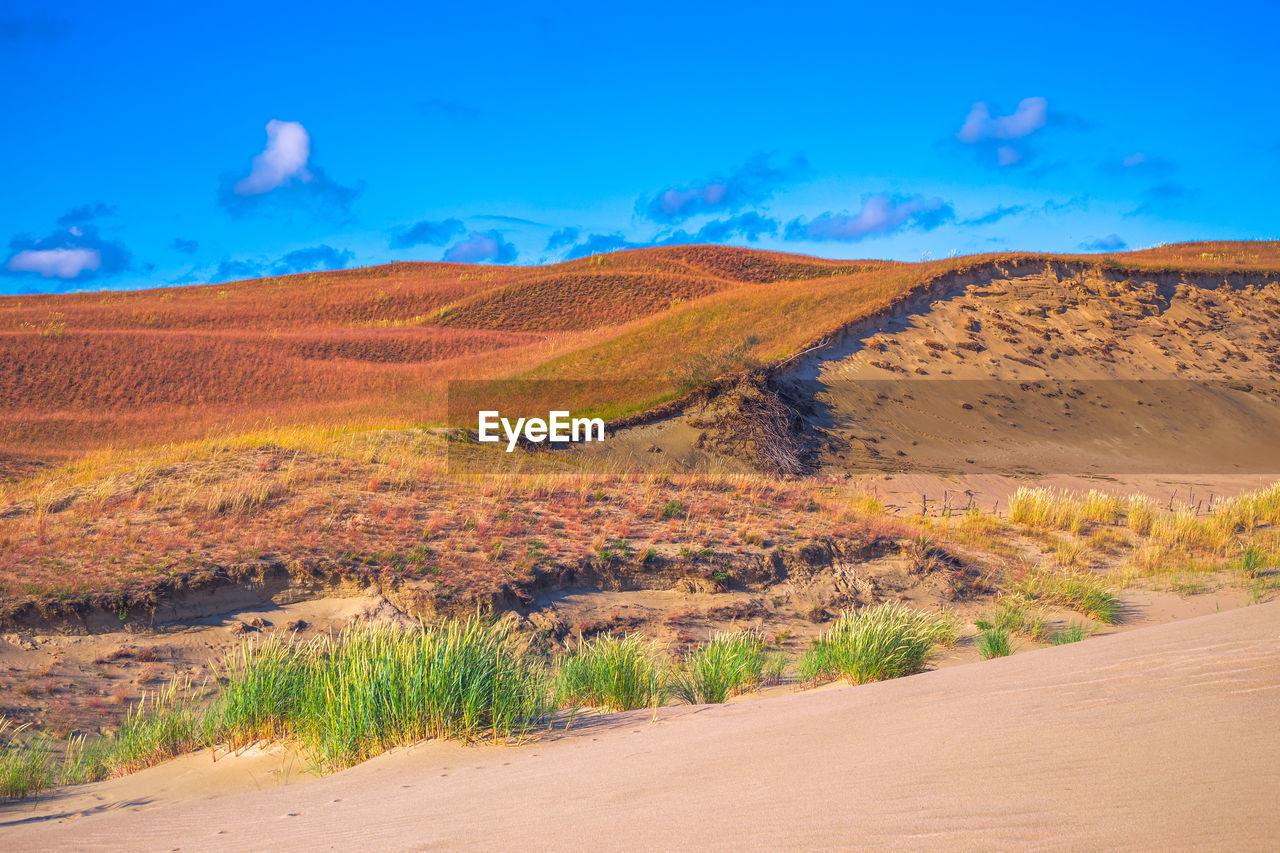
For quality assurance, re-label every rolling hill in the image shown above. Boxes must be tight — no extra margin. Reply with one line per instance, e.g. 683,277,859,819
5,240,1278,470
0,246,879,463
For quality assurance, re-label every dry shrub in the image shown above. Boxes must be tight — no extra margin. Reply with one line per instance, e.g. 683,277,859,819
688,377,813,476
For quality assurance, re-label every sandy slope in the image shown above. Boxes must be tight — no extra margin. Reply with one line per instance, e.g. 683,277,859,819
574,262,1280,486
3,602,1277,851
788,264,1280,479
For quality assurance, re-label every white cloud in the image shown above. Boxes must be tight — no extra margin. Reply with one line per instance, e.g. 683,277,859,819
442,230,518,264
785,194,954,242
637,154,807,223
1122,152,1146,167
234,120,313,196
6,247,101,278
957,97,1048,144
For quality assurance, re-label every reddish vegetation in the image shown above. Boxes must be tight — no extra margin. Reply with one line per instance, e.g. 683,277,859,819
437,270,731,331
0,246,880,459
2,241,1277,462
0,262,475,332
0,436,918,625
0,328,541,408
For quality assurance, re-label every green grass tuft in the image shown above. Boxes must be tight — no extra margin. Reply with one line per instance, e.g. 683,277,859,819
1008,570,1122,625
1050,622,1090,645
1238,544,1268,579
671,631,768,704
214,618,551,771
977,626,1014,659
976,599,1048,642
800,602,956,685
556,634,667,712
0,720,54,801
661,499,685,519
87,678,209,778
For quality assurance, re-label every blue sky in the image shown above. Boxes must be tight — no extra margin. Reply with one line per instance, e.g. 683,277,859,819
2,0,1277,293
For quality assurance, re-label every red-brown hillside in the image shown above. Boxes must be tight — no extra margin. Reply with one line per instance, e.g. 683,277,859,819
2,241,1278,463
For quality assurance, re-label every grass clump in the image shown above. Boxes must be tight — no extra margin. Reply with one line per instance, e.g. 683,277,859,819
1081,490,1123,525
1150,509,1232,554
800,602,957,685
1212,483,1280,533
80,678,209,779
671,631,769,704
975,599,1047,642
2,679,214,800
1237,543,1269,579
556,634,667,712
1008,570,1121,625
1127,495,1156,536
0,721,54,800
1053,537,1083,568
955,506,1007,549
977,626,1013,659
215,618,551,771
1050,622,1090,645
1011,488,1123,533
1010,488,1084,533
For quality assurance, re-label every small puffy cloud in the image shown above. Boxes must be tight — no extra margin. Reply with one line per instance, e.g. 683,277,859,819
219,120,359,218
172,237,199,255
556,212,780,260
1123,152,1145,168
996,146,1022,167
389,218,465,249
443,230,518,264
960,204,1027,227
957,97,1048,144
546,227,580,252
1042,196,1090,214
785,194,954,242
7,248,100,278
235,120,311,195
1079,234,1127,252
2,210,131,286
637,153,806,224
957,97,1050,167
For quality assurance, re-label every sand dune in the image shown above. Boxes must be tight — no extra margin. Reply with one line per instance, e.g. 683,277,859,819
790,262,1280,478
573,260,1280,485
4,601,1277,851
